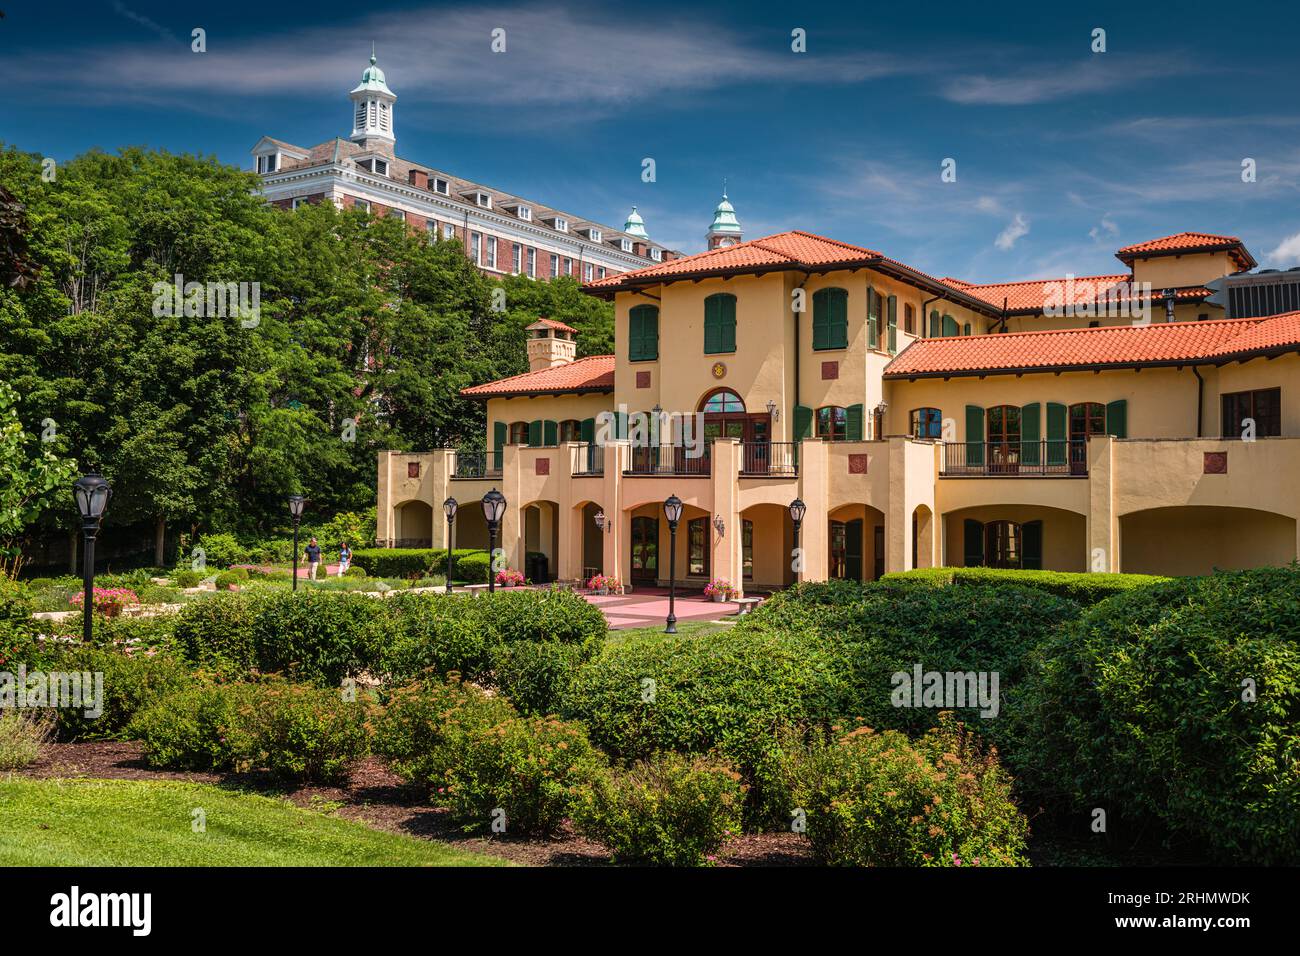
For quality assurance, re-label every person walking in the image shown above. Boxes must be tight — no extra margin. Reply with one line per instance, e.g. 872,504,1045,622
305,537,322,581
338,541,352,577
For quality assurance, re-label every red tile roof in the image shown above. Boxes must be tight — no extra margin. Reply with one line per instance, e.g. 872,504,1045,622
584,231,1003,316
883,312,1300,378
461,355,614,398
944,275,1214,314
1115,231,1256,270
528,317,580,334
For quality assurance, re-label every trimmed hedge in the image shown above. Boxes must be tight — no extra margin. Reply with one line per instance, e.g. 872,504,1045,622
1011,567,1300,864
881,567,1170,605
39,643,195,742
350,547,488,581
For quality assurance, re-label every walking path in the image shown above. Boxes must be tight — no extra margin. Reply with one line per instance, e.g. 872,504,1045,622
581,588,751,630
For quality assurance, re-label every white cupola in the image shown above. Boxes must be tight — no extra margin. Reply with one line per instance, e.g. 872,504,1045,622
349,46,397,154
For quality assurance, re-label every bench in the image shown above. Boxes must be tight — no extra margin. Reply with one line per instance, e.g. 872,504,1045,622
460,584,491,598
731,596,763,616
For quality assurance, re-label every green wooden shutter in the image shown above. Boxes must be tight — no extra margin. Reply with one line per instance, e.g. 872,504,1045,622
528,420,542,446
721,294,736,352
831,289,848,348
616,411,628,441
965,405,985,467
811,290,827,350
846,404,864,441
929,310,941,337
1046,403,1067,466
867,287,879,349
1106,399,1127,438
1022,520,1043,570
493,421,507,471
942,314,959,337
704,295,720,353
887,295,898,353
963,322,972,336
794,404,813,440
543,419,558,447
579,417,595,443
1020,403,1040,466
963,519,985,567
844,519,864,581
629,305,658,360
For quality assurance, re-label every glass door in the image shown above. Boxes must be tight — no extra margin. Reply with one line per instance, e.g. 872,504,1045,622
630,516,658,584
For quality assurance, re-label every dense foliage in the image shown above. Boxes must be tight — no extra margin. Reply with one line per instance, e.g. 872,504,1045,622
881,567,1170,604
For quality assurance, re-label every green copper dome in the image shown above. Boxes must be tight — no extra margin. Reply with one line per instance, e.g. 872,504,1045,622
351,47,395,97
709,191,742,235
623,206,649,240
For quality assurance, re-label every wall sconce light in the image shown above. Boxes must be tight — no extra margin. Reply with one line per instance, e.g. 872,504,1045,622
594,509,612,533
713,514,725,537
765,400,780,422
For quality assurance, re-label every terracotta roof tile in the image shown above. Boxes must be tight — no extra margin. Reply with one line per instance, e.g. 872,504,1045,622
1115,231,1256,269
461,355,614,397
528,318,580,334
883,312,1300,378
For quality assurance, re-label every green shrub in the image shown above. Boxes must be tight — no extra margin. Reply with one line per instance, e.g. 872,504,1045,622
137,584,183,605
38,643,195,741
453,552,490,584
791,714,1030,867
171,592,257,675
1012,567,1300,865
132,680,369,784
171,569,202,588
487,588,606,647
575,752,746,865
194,532,250,569
343,565,368,578
0,711,55,769
491,641,590,716
375,678,605,835
350,548,442,579
881,567,1169,605
214,570,244,591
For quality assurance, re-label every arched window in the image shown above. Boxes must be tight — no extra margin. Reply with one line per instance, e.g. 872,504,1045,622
700,389,745,414
910,407,942,439
812,288,849,350
816,406,848,440
509,421,528,445
704,293,737,354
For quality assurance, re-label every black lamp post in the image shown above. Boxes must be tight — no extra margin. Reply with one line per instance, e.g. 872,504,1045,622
72,473,111,644
443,496,458,593
482,488,507,593
663,494,683,634
789,497,806,584
288,494,305,591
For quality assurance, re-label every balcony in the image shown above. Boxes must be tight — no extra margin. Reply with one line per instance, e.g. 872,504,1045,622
452,449,502,480
739,441,798,477
571,443,603,476
941,440,1086,477
624,443,712,477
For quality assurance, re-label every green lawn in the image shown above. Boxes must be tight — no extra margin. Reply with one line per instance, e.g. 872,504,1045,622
0,778,507,867
605,619,731,647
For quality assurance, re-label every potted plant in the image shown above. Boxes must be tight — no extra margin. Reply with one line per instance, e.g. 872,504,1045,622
703,579,733,603
495,568,526,588
70,587,140,618
587,573,620,595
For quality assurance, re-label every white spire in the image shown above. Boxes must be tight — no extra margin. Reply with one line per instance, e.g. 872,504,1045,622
349,47,397,152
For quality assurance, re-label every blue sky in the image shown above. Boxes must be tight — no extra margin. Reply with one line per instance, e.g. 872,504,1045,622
3,0,1299,282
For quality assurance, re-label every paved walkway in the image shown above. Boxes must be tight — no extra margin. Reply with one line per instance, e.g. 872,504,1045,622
582,588,753,630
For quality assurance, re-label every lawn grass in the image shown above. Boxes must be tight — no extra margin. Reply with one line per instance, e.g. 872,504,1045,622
605,619,731,648
0,778,508,867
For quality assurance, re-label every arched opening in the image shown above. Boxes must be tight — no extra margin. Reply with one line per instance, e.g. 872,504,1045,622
520,500,559,583
740,503,796,589
1119,506,1296,576
577,502,605,581
912,504,934,569
698,387,771,465
942,505,1086,572
393,500,433,548
451,503,488,552
625,500,712,590
828,503,887,581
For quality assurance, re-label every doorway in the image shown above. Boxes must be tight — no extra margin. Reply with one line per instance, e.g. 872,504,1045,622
630,516,659,585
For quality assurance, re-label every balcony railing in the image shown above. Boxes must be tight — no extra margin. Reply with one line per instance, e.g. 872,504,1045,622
452,449,502,479
572,443,603,476
941,440,1087,477
739,441,798,476
625,443,712,476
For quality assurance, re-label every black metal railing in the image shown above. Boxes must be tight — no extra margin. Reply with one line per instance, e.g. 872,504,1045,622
625,443,712,476
740,441,798,476
572,443,603,476
453,449,503,479
941,440,1087,477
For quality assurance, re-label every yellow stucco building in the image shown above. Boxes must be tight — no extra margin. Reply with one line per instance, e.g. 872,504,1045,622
377,227,1300,591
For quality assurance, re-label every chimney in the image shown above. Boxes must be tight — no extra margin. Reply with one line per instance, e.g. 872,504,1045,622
408,169,429,189
526,319,577,372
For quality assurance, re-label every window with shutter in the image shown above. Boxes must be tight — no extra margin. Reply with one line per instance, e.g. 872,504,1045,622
929,310,941,338
887,295,898,353
812,288,848,350
965,405,985,467
1046,402,1067,466
704,293,736,354
628,305,659,361
528,420,543,446
1020,403,1041,465
867,287,879,349
846,404,865,441
543,420,558,447
1105,399,1127,438
793,404,813,440
942,314,960,337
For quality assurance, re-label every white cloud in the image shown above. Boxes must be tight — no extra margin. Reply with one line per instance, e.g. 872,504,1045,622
941,55,1194,106
1267,231,1300,267
995,214,1030,251
1088,215,1119,241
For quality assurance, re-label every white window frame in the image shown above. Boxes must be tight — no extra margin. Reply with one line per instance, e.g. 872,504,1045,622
553,217,569,233
257,153,278,174
650,248,662,261
550,254,559,277
485,236,498,270
517,205,532,221
475,192,492,208
373,158,388,176
587,229,602,243
620,238,634,253
527,248,536,278
584,263,594,281
512,244,522,274
443,223,455,240
434,178,449,195
354,198,371,214
291,197,307,210
470,232,482,265
565,258,573,276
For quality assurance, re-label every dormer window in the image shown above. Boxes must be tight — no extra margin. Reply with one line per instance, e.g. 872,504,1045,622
433,178,449,195
587,229,602,243
475,192,492,208
257,154,279,174
517,206,532,221
553,217,568,233
650,248,662,262
620,238,634,253
357,157,388,176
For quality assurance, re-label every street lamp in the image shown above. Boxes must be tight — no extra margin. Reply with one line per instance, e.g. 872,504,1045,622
482,488,507,593
789,497,806,585
72,473,111,644
443,497,458,593
663,494,683,634
594,509,610,533
288,494,305,591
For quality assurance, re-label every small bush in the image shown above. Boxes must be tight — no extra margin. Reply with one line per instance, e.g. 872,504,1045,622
491,641,589,716
39,643,196,741
0,711,55,769
791,714,1030,867
375,678,605,835
170,592,257,676
881,567,1169,605
214,570,244,590
454,552,490,584
343,565,368,578
194,532,250,569
350,548,444,579
171,569,202,588
575,752,746,866
132,680,369,784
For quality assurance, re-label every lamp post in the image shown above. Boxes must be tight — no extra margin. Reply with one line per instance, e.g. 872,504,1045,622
482,488,507,593
443,496,458,593
288,494,305,591
72,473,112,644
663,494,683,634
789,497,806,585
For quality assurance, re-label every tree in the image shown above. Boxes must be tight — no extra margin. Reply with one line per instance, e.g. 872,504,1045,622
0,381,78,557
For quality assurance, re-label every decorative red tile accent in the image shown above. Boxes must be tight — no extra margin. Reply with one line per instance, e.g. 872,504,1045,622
848,454,869,474
1204,451,1227,474
407,462,420,479
821,361,839,380
535,457,551,476
636,370,651,388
